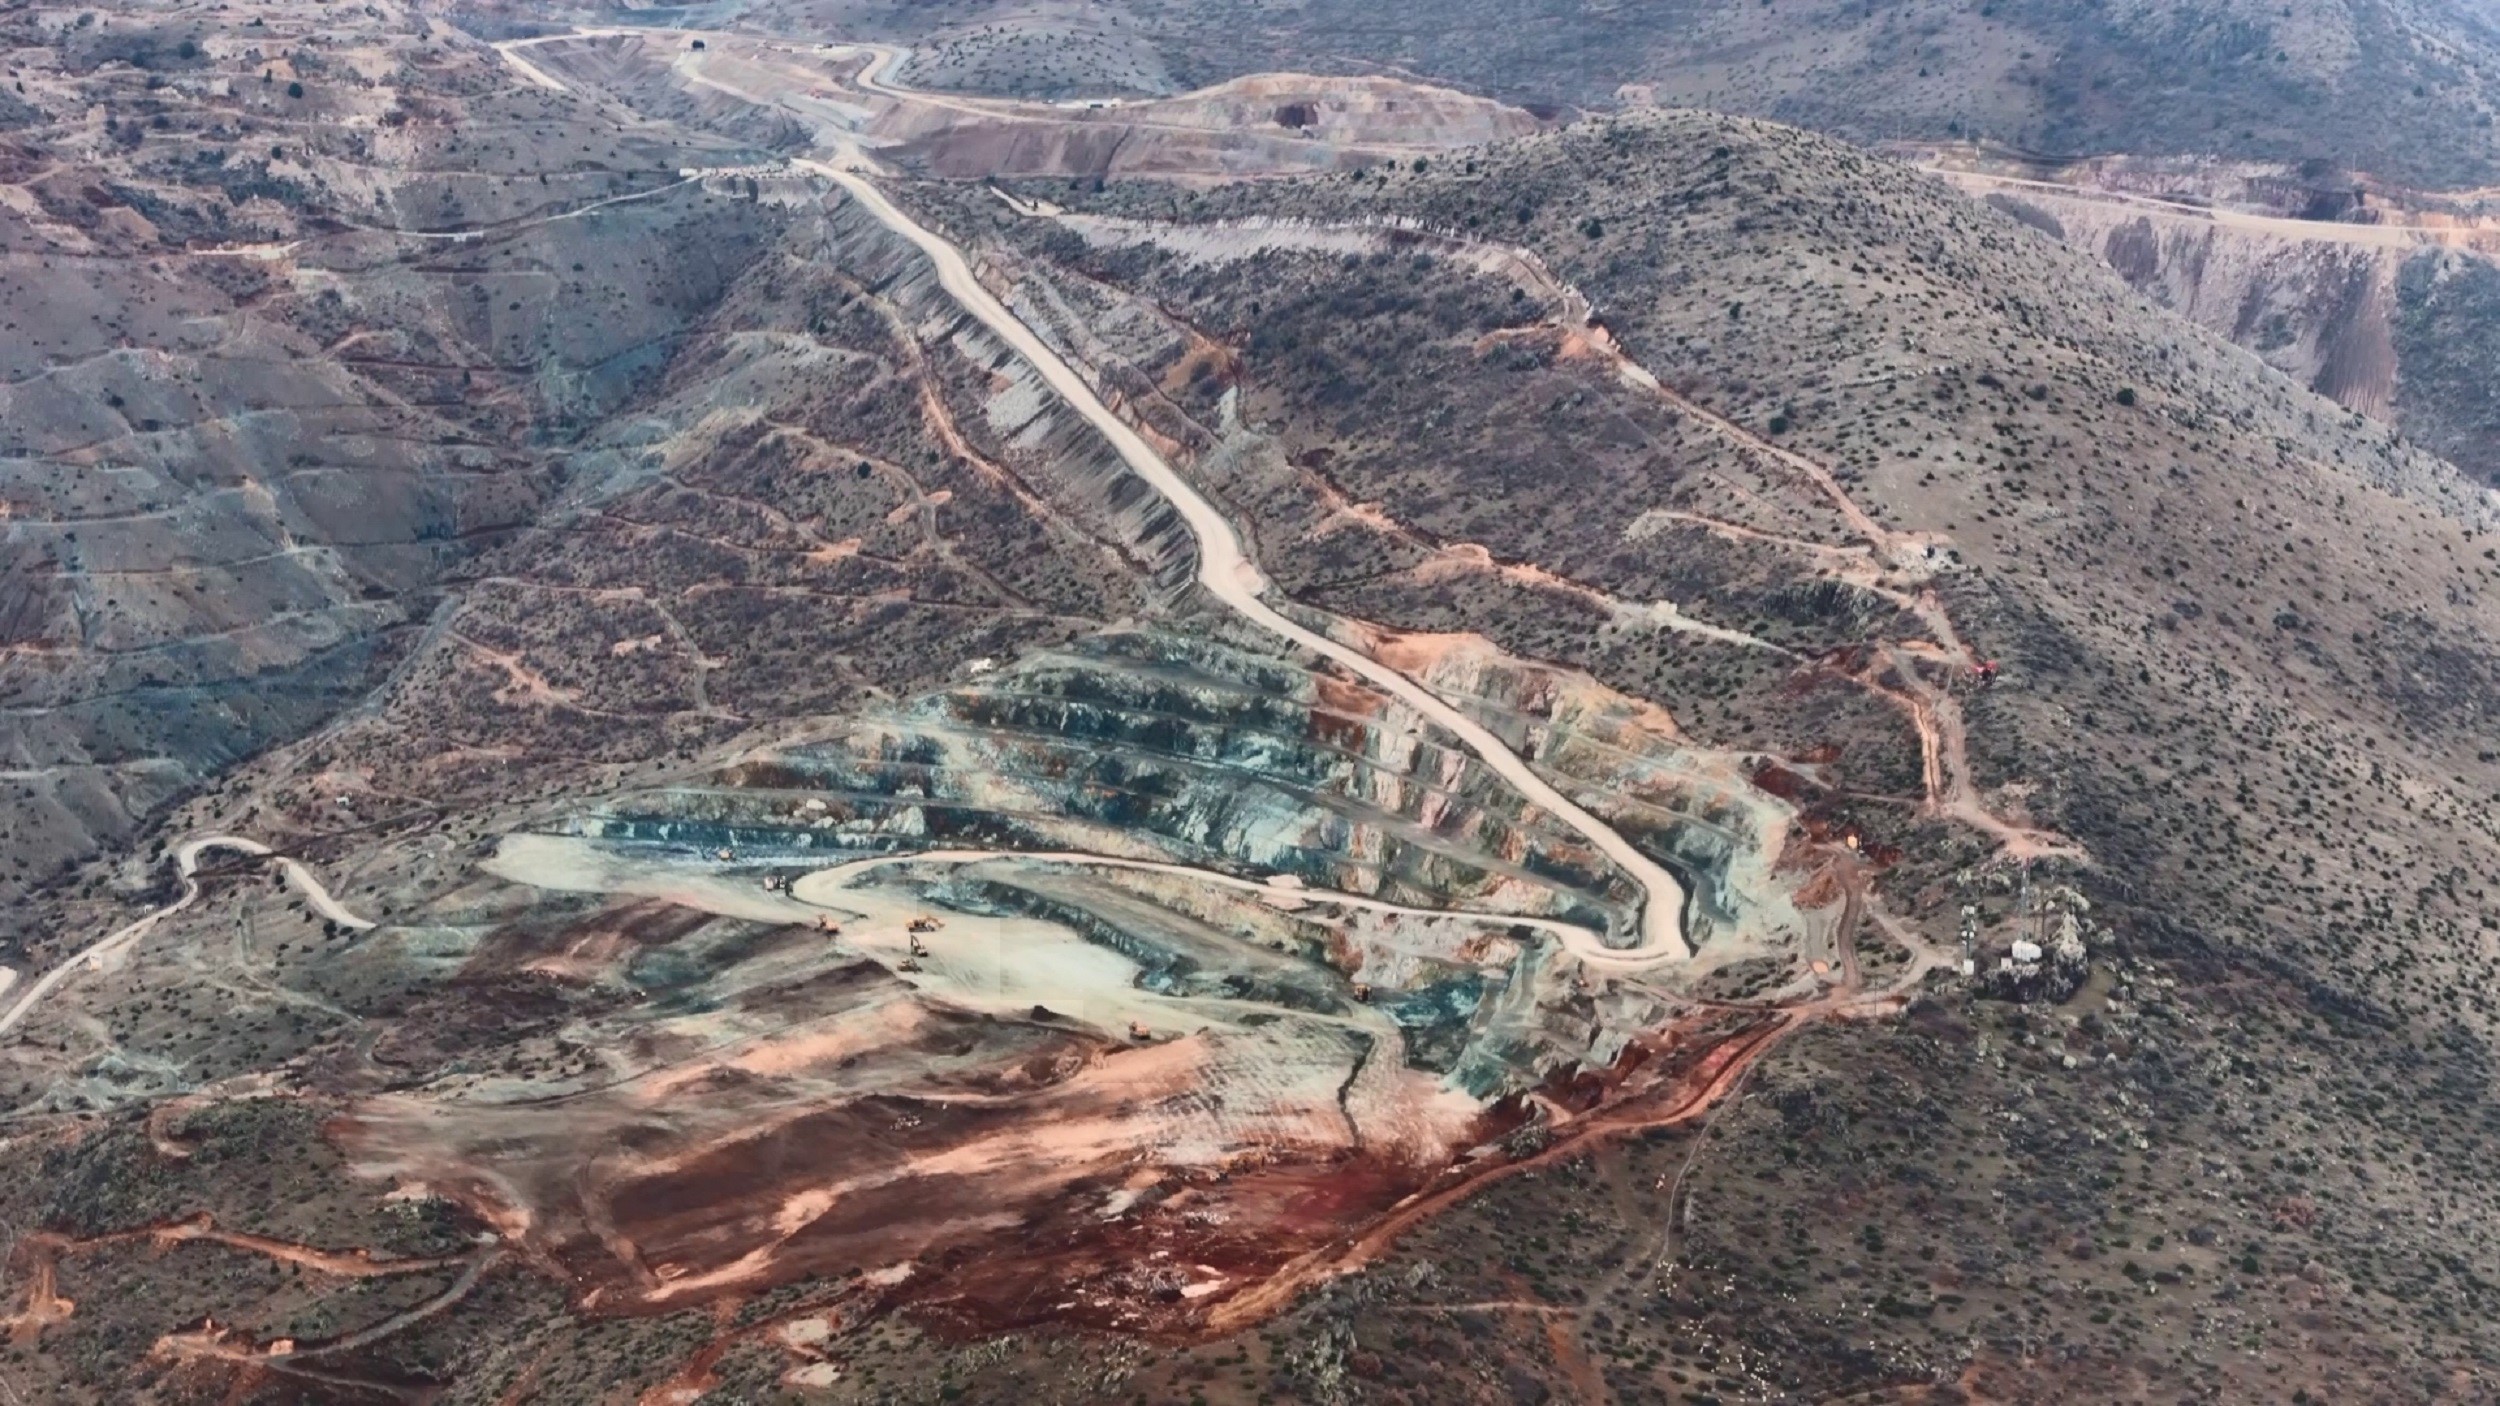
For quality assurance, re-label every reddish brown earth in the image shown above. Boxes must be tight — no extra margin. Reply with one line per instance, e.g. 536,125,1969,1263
311,866,1870,1346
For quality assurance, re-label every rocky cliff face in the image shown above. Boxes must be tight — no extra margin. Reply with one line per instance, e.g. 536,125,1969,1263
1925,151,2500,483
2391,245,2500,482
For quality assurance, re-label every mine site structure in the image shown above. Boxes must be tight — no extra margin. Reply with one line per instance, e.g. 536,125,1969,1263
2013,861,2037,963
1956,859,2094,995
1949,859,2090,982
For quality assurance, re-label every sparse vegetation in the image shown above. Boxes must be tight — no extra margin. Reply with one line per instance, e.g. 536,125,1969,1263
6,4,2500,1403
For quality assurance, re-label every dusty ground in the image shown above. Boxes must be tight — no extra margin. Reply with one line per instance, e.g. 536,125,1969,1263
3,5,2500,1404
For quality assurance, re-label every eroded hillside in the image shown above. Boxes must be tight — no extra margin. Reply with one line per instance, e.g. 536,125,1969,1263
0,0,792,900
3,10,2500,1406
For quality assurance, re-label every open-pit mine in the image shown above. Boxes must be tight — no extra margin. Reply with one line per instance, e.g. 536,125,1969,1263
26,1,2497,1401
0,15,1976,1387
297,34,1922,1331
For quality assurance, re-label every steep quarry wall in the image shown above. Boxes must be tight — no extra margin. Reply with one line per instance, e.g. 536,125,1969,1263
1930,158,2500,483
409,617,1816,1329
594,628,1661,938
1969,182,2407,417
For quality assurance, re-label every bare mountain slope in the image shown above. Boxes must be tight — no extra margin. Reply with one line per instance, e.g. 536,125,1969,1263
0,0,789,899
4,16,2500,1406
1010,108,2500,1021
886,112,2500,1397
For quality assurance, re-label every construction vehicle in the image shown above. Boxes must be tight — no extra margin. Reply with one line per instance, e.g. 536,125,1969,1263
907,933,929,960
815,915,842,935
1350,982,1372,1004
907,915,943,934
896,956,923,974
1128,1020,1154,1042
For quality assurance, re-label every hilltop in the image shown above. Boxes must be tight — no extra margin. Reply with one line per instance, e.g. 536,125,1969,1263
714,0,2500,185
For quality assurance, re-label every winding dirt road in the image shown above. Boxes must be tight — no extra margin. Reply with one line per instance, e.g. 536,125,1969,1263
0,836,374,1040
488,25,1687,958
494,22,2089,963
793,154,1692,962
1923,163,2500,253
794,847,1681,971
